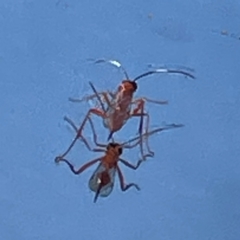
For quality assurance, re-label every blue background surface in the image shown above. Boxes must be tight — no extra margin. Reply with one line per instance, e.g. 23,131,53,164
1,0,240,239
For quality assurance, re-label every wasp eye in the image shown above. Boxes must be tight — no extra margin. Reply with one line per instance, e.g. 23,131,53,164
118,147,123,155
108,143,120,151
130,81,137,91
109,143,117,148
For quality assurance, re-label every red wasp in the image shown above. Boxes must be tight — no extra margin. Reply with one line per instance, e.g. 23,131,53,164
57,59,194,161
55,116,184,202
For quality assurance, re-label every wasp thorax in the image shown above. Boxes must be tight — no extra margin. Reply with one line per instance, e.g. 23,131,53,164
122,80,138,92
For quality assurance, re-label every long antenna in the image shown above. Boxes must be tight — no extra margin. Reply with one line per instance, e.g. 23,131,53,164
122,123,184,146
89,58,130,79
134,68,195,82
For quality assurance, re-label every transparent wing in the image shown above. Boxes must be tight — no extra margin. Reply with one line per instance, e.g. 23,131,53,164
88,162,117,197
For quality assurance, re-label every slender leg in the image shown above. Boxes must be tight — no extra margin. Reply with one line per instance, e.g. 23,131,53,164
140,97,168,105
119,158,143,170
116,165,140,191
88,89,115,110
88,82,115,110
131,99,149,159
69,92,106,103
120,121,152,159
123,124,185,160
133,99,145,135
133,109,154,157
143,111,154,157
56,157,101,174
131,97,168,109
87,116,108,148
130,111,153,160
64,116,107,150
131,97,167,134
55,108,106,162
131,97,162,158
131,96,168,134
107,91,116,98
69,85,115,110
88,82,107,112
121,119,154,161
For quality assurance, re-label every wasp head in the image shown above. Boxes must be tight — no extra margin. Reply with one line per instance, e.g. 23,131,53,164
107,143,123,156
121,80,138,92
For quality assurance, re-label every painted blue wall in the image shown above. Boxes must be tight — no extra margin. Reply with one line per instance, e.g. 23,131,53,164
1,0,240,239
